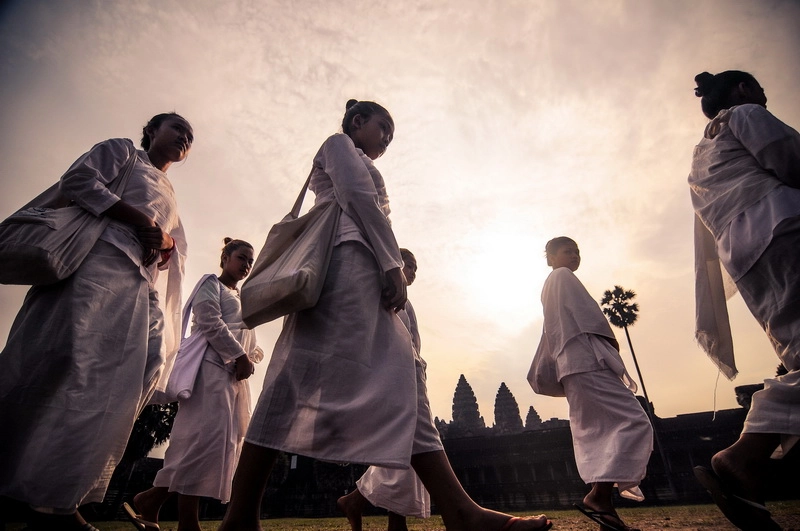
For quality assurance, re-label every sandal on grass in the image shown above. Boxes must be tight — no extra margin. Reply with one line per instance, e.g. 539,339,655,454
574,503,639,531
123,502,160,531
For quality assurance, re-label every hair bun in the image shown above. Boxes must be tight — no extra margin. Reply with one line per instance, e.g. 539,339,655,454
223,237,233,245
694,72,715,97
345,99,359,110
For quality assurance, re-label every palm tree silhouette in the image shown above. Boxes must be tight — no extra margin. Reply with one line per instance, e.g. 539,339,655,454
600,286,647,403
600,285,676,499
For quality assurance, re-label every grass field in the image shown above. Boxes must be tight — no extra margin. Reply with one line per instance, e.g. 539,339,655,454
5,501,800,530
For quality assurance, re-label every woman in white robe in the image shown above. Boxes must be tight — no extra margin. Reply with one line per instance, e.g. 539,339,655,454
337,249,433,531
0,113,192,531
689,70,800,530
528,237,652,531
220,101,552,531
126,239,263,531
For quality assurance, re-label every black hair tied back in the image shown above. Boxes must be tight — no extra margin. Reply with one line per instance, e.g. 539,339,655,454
694,72,715,97
346,99,359,111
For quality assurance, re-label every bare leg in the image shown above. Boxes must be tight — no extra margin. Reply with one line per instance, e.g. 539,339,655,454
712,432,782,504
387,511,409,531
337,488,367,531
411,450,549,531
133,486,172,528
177,494,202,531
218,442,279,531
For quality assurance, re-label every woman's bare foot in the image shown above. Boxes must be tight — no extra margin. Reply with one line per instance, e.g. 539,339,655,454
459,508,551,531
337,490,366,531
711,433,780,505
132,487,169,529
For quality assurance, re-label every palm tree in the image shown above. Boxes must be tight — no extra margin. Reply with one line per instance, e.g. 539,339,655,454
102,402,179,517
599,286,648,405
600,285,677,499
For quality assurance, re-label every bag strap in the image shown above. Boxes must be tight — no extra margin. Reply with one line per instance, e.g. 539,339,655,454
289,168,316,218
179,274,227,339
106,141,138,196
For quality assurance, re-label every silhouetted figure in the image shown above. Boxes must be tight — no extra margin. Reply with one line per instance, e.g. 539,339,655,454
690,69,800,530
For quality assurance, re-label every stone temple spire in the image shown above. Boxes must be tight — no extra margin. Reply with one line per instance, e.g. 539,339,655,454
493,382,523,434
450,374,486,437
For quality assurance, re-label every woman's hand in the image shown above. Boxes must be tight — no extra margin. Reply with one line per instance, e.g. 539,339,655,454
102,201,174,267
136,225,174,267
381,267,407,312
234,354,255,381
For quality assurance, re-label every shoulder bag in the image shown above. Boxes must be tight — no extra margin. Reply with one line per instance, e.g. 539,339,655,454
0,146,138,285
160,274,220,403
241,170,340,328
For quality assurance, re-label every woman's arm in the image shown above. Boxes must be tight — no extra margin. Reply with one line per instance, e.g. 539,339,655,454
317,134,406,310
59,138,173,265
192,278,249,367
318,134,404,273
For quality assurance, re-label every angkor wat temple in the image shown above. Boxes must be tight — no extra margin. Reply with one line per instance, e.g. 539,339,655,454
96,375,799,521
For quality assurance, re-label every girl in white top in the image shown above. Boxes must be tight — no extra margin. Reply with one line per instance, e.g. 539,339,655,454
529,237,652,531
0,113,192,531
126,238,263,531
220,101,551,531
690,69,800,531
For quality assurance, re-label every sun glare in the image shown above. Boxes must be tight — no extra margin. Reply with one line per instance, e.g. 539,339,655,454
458,221,547,333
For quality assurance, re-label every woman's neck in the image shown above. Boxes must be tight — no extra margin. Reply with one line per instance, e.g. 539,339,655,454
217,274,238,290
146,150,172,173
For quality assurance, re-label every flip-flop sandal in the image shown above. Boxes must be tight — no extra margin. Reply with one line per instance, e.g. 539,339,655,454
574,503,639,531
500,515,553,531
123,502,160,531
693,466,782,531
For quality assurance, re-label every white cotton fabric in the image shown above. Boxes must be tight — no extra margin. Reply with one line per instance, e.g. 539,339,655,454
357,464,431,518
690,103,800,457
528,268,636,394
529,267,651,499
0,139,186,510
357,300,434,518
247,134,441,468
153,275,262,502
561,367,653,500
690,104,800,379
310,134,403,273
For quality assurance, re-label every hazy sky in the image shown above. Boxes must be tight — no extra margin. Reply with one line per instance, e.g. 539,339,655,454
2,0,800,433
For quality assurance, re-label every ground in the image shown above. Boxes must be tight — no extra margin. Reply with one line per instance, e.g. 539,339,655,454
4,502,800,530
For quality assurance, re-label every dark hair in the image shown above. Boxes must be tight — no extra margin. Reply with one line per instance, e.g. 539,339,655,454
694,70,758,119
220,237,253,268
141,112,190,150
400,248,416,267
341,99,393,135
544,236,576,266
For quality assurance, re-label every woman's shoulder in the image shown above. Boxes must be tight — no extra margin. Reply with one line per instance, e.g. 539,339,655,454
318,133,354,151
78,138,138,166
193,274,221,298
728,104,797,143
90,137,137,154
548,267,576,280
727,104,780,127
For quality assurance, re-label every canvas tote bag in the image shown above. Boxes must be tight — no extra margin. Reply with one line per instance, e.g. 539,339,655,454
527,335,566,397
0,144,137,285
160,274,220,403
241,170,340,328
